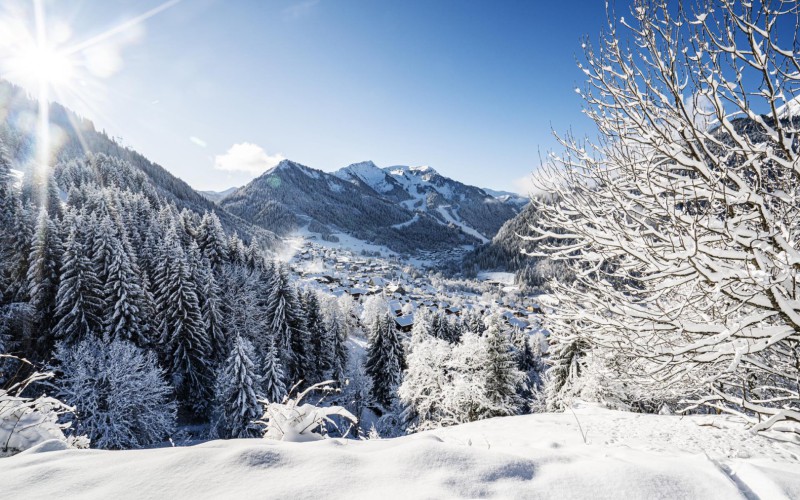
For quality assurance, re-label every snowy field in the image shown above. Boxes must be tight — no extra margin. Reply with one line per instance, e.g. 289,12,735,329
2,403,799,499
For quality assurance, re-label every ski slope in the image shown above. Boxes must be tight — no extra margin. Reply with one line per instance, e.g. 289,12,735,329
2,403,799,499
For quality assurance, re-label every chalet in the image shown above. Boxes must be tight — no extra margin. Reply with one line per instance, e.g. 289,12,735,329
445,305,462,316
346,287,368,299
386,283,406,295
369,277,387,287
388,300,404,317
394,314,414,333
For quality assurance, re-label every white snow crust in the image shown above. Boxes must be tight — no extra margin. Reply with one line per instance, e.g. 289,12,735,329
2,403,798,498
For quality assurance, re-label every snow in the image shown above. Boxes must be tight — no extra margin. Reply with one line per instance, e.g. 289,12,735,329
10,168,23,189
776,95,800,118
2,404,798,498
478,271,516,285
436,206,489,243
0,397,70,456
390,213,420,229
199,186,238,203
334,161,396,194
285,226,397,259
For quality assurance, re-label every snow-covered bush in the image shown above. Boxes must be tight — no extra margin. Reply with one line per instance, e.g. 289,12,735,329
258,381,357,442
1,355,86,455
53,338,176,449
400,316,525,431
527,1,800,430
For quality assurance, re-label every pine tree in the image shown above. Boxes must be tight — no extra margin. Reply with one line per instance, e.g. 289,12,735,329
154,230,212,417
196,212,227,272
544,322,589,412
7,200,33,301
398,323,451,430
196,259,225,364
482,316,524,418
26,208,63,356
326,312,348,385
54,224,103,344
91,215,118,286
0,141,16,297
410,308,432,339
265,264,309,385
262,335,287,404
103,236,148,345
512,328,535,373
365,314,405,409
214,335,262,438
302,289,328,385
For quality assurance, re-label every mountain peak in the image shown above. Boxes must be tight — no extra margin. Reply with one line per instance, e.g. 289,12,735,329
386,165,438,177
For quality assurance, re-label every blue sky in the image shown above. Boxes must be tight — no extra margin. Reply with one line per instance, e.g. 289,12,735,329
4,0,607,192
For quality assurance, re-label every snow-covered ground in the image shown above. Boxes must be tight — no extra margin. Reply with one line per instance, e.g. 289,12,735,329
477,271,516,285
3,403,798,499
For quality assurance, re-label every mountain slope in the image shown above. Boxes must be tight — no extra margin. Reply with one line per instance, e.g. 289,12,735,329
200,187,238,203
221,160,474,253
0,80,276,247
335,162,523,243
219,159,524,254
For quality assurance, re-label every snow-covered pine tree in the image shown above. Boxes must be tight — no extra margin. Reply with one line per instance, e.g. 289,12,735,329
26,208,63,357
6,200,33,302
398,324,451,430
54,224,103,344
90,215,118,287
429,312,444,340
196,259,226,365
0,141,15,296
410,308,431,339
302,289,328,385
196,211,227,272
482,315,524,418
103,236,148,346
154,230,212,418
543,320,589,412
214,335,263,438
227,233,247,264
512,328,535,373
261,335,287,404
326,311,348,385
265,264,308,386
365,313,405,409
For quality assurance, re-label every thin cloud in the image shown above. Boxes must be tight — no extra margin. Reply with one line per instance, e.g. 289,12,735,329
189,136,207,148
282,0,319,20
214,142,284,174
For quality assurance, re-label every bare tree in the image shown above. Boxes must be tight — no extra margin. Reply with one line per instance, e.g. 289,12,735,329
527,0,800,432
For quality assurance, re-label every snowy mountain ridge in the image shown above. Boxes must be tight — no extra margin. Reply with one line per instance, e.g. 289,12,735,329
199,186,238,203
222,159,524,254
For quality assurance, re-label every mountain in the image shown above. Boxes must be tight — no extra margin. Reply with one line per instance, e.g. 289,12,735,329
0,80,276,247
458,201,540,275
334,162,525,242
776,94,800,118
221,160,473,253
200,186,238,203
221,159,524,254
482,188,529,208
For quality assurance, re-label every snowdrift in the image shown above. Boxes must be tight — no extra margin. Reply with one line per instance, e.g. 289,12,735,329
2,404,799,499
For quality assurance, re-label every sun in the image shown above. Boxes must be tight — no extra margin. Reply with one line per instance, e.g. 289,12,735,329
10,44,75,89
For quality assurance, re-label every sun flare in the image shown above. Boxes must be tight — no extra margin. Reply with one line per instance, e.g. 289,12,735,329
10,44,75,88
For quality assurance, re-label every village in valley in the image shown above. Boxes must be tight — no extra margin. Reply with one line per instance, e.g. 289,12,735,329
288,240,546,336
